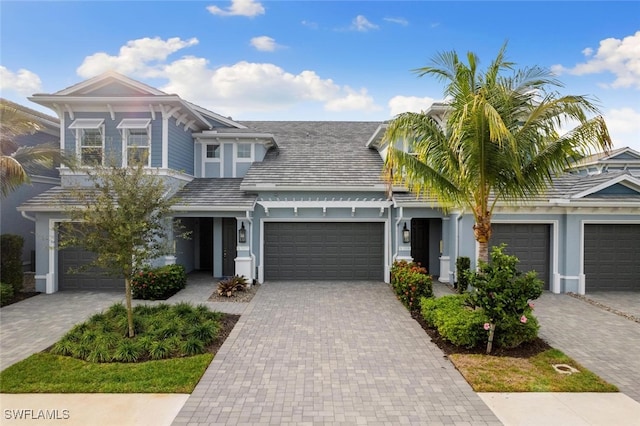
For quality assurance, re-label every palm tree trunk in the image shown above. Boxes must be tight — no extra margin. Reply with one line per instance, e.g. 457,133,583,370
125,277,135,338
473,214,493,263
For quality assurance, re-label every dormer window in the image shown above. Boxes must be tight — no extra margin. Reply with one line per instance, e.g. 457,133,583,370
117,119,151,167
237,143,252,160
206,144,221,159
69,118,105,166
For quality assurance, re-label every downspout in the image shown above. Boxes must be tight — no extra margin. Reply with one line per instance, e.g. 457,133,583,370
246,211,256,282
21,211,36,222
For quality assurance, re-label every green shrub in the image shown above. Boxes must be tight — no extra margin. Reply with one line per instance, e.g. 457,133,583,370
390,260,433,311
468,244,544,353
1,282,15,302
49,302,220,363
131,264,186,300
420,295,488,348
455,256,471,294
1,234,24,293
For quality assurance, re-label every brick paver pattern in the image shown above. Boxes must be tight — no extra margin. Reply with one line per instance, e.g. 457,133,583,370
173,281,500,426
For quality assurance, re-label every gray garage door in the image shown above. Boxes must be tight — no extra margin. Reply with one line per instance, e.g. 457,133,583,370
58,245,124,291
584,224,640,291
264,222,384,280
490,224,551,289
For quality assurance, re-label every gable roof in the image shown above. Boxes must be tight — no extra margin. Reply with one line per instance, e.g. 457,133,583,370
52,70,168,96
239,121,386,191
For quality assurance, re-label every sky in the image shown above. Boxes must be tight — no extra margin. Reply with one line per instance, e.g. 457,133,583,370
1,0,639,151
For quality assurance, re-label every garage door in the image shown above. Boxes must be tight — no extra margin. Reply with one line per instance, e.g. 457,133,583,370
584,224,640,291
264,222,384,280
491,224,551,289
58,246,124,291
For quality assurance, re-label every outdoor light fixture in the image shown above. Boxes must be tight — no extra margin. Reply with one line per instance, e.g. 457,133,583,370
402,222,411,244
238,222,247,244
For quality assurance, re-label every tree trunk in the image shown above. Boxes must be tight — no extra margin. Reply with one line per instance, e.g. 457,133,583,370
473,214,492,263
125,277,135,338
486,323,495,354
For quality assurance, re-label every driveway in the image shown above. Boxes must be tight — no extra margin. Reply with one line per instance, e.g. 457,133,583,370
535,292,640,403
172,281,500,425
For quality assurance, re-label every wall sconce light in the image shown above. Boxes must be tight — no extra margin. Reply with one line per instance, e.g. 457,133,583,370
402,222,411,244
238,222,247,244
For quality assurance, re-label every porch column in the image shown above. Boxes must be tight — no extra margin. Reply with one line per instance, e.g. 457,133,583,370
439,217,451,283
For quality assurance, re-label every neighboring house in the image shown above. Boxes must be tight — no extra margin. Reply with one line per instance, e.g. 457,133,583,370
19,72,640,295
0,99,60,271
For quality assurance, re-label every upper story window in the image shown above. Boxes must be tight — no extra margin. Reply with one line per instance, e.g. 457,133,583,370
206,144,220,159
237,143,252,160
69,119,105,166
117,119,151,167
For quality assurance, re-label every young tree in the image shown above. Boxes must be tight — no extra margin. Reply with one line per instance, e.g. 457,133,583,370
59,161,187,337
383,45,612,262
0,101,68,197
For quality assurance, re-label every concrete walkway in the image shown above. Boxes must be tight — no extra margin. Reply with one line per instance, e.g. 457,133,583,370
173,281,500,425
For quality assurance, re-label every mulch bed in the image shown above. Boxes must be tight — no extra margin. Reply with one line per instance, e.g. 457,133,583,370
410,310,552,358
0,292,41,308
208,283,260,303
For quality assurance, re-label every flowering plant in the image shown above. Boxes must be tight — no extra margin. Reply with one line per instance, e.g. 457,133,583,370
390,260,433,311
131,264,186,300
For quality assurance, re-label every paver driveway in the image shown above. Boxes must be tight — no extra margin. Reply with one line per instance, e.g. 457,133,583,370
173,281,500,425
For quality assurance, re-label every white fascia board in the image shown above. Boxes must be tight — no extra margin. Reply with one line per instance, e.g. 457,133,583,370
257,199,392,209
187,103,248,129
240,184,388,192
571,174,640,199
171,205,254,212
194,132,278,148
52,71,167,96
365,123,388,148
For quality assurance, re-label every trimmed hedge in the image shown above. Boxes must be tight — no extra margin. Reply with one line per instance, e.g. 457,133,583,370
1,282,14,303
390,260,433,311
455,256,471,294
131,265,187,300
1,234,24,293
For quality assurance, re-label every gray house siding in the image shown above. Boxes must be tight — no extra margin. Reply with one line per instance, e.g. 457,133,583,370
167,118,194,174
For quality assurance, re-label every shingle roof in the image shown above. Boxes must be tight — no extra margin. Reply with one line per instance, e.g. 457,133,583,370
239,121,385,189
18,186,90,211
172,178,256,210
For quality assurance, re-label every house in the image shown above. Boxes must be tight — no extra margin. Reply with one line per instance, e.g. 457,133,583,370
0,98,60,272
18,72,640,295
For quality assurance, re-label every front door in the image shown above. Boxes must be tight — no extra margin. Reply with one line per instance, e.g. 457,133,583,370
222,218,237,276
199,218,213,271
411,219,429,268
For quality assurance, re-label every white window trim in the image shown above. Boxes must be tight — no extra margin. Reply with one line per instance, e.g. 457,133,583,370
236,143,254,162
200,143,224,178
70,119,105,166
118,119,152,167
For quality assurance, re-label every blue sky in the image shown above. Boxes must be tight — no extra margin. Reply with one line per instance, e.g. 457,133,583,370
1,0,639,150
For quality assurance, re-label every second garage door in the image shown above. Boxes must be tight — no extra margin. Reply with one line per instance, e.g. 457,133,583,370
264,222,384,280
490,223,551,289
584,224,640,291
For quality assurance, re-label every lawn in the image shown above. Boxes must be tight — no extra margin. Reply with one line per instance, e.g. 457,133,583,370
449,349,618,392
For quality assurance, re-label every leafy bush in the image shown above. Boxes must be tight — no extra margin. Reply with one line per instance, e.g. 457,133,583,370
390,260,433,311
0,282,14,302
217,275,249,297
131,264,186,300
455,256,471,294
50,302,221,362
467,244,544,353
421,295,488,348
1,234,24,293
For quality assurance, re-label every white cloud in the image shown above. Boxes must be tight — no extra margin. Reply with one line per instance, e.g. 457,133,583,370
207,0,265,17
76,37,198,78
604,107,640,151
552,31,640,89
388,95,436,117
351,15,379,32
301,20,319,30
0,66,42,96
250,36,282,52
325,88,381,112
384,17,409,26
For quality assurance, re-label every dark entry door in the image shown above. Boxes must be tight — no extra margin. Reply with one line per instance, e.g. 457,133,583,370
411,219,429,268
222,218,237,276
199,218,213,270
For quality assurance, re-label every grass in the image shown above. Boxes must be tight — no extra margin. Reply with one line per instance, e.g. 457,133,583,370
0,352,213,393
0,302,239,393
449,348,618,392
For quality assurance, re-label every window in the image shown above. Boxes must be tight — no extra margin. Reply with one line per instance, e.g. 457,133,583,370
118,119,151,167
237,143,252,159
206,144,220,159
69,119,105,166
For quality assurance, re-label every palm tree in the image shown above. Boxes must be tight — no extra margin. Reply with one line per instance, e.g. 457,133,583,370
383,45,612,262
0,101,67,196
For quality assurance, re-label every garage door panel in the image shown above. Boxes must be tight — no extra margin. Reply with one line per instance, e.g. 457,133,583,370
265,222,384,280
584,224,640,291
59,245,124,291
491,224,551,289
